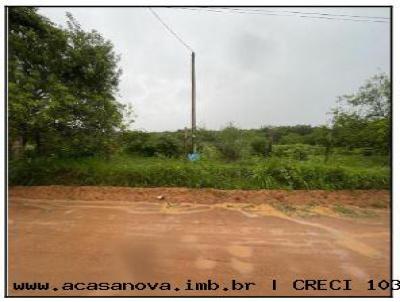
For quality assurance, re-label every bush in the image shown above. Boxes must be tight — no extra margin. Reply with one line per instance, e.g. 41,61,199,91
154,135,183,158
123,131,152,155
251,138,271,157
123,132,183,158
272,144,324,159
199,143,220,160
279,133,305,144
214,124,247,161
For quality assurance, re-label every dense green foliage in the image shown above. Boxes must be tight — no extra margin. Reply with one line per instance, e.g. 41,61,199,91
331,73,390,154
9,8,128,158
122,131,183,158
9,155,389,189
8,9,390,190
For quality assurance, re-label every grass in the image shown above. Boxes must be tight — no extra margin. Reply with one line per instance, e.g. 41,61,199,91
370,199,388,209
332,204,377,218
332,204,357,216
9,154,390,190
310,154,389,168
270,201,297,215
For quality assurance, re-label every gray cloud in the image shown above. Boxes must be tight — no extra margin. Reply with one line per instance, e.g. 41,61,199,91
39,7,390,131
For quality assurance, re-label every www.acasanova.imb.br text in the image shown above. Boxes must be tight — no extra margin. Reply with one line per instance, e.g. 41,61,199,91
12,279,399,292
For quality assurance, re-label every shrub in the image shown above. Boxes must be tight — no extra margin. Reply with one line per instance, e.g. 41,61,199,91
123,132,183,158
251,138,271,157
154,135,183,158
279,133,305,144
214,124,247,161
200,143,220,160
272,144,323,159
123,131,152,155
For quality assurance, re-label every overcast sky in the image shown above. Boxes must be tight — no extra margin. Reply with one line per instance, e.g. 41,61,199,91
39,7,390,131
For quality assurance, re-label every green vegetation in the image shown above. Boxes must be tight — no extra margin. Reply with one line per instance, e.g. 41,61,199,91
9,154,389,189
332,204,377,218
8,8,391,190
9,8,132,159
270,201,297,215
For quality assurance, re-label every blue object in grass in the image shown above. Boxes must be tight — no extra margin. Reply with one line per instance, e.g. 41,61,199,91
188,153,200,161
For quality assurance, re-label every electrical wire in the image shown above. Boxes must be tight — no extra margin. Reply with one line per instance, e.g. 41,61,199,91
149,8,193,52
169,7,389,23
216,7,389,20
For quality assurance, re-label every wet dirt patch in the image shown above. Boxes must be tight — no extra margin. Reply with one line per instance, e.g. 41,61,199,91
8,186,390,297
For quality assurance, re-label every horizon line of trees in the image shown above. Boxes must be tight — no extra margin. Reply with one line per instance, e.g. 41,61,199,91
8,7,391,161
122,72,390,160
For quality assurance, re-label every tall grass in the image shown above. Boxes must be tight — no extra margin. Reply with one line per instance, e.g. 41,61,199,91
9,154,390,190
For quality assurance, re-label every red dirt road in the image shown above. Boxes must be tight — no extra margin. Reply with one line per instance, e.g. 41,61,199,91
8,186,391,296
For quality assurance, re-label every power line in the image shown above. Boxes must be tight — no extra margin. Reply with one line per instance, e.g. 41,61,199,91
217,7,389,20
147,8,196,154
219,7,390,23
148,8,193,52
170,7,389,23
173,7,389,23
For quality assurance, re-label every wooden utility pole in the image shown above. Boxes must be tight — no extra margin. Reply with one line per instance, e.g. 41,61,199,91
191,52,196,153
184,127,188,154
267,128,274,157
148,8,195,154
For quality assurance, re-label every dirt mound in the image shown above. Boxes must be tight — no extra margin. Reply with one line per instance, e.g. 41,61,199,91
9,186,389,208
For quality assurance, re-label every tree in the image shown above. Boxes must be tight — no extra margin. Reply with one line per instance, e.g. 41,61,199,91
279,133,304,145
331,73,390,154
338,73,390,120
214,123,247,161
8,7,68,156
8,8,129,158
251,138,268,157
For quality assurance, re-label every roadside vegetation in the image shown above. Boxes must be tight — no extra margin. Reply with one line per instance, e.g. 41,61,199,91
8,8,391,190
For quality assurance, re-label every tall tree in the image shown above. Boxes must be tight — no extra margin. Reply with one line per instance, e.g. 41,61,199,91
8,8,128,158
331,73,390,153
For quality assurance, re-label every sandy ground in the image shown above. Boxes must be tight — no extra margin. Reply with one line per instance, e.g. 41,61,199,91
8,186,391,296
